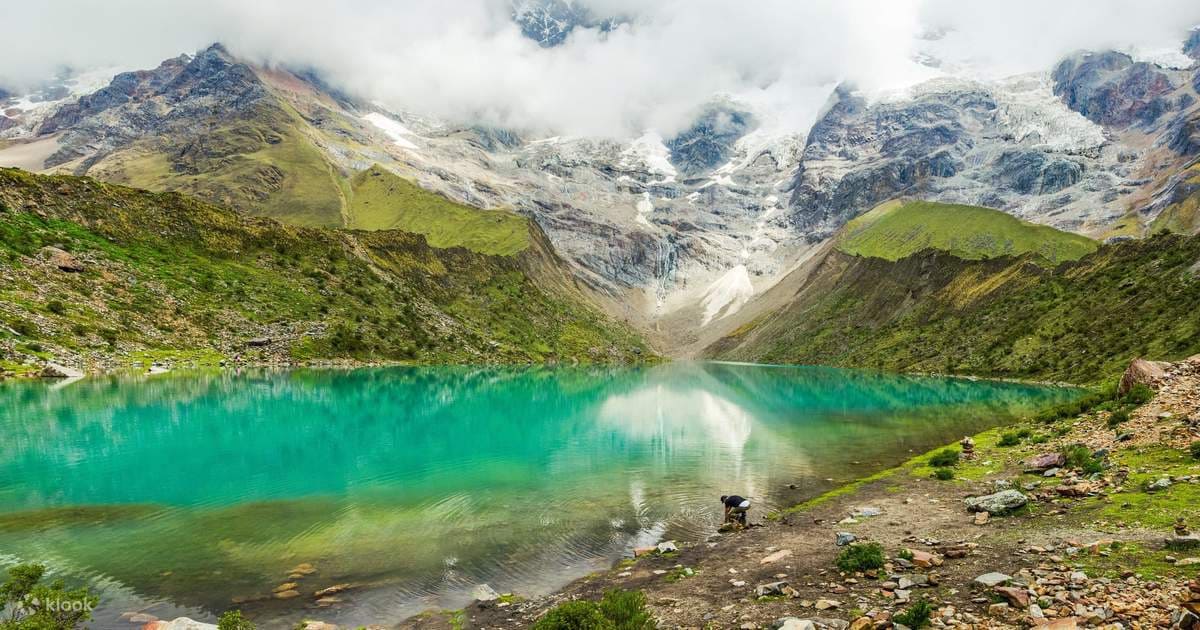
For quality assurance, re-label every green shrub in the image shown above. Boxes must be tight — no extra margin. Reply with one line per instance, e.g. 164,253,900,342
598,589,655,630
835,543,885,572
533,600,615,630
1062,445,1103,475
928,448,960,467
897,549,914,561
893,598,934,628
997,432,1021,447
931,468,954,480
45,299,67,315
1190,442,1200,460
1106,408,1130,428
1122,384,1154,406
0,563,98,630
217,610,255,630
1029,434,1049,444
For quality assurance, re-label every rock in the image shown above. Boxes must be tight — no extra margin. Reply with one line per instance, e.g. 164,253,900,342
472,584,499,602
315,597,341,607
289,563,317,575
143,618,217,630
1176,557,1200,566
1027,453,1066,471
974,572,1012,587
313,584,350,598
1044,467,1061,477
988,603,1009,617
273,590,300,600
772,619,816,630
656,540,678,553
974,512,989,525
964,490,1028,515
274,582,299,593
1169,534,1200,550
849,617,872,630
39,246,85,272
836,532,857,546
1041,617,1079,630
756,581,789,597
906,550,941,567
995,586,1030,607
127,613,158,623
1147,477,1172,491
1118,358,1168,395
1030,604,1045,619
247,337,272,347
853,507,882,518
761,549,793,564
37,362,83,379
301,623,338,630
633,546,656,556
814,599,840,610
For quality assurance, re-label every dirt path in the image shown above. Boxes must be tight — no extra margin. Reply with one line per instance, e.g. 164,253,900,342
415,359,1200,630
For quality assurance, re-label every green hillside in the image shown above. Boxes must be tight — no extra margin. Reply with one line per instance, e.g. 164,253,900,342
837,200,1099,265
0,168,649,374
709,233,1200,384
347,165,530,256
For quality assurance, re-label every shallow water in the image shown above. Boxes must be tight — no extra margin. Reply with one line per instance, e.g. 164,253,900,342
0,362,1076,627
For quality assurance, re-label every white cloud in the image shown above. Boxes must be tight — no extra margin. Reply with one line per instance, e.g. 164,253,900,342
3,0,1198,137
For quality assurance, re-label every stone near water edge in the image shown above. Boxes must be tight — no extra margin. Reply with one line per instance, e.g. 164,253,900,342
315,597,341,608
1118,358,1168,395
964,489,1028,515
761,549,793,564
274,589,300,600
656,540,678,553
39,362,84,378
975,572,1012,587
771,619,816,630
273,582,298,593
126,613,158,624
472,584,500,602
289,562,317,575
836,532,857,546
301,622,338,630
313,584,350,598
143,618,217,630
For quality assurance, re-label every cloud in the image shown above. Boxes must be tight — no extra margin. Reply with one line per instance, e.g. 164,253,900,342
3,0,1199,137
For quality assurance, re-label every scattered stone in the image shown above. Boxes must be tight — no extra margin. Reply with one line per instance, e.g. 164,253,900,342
126,613,158,623
756,581,788,597
814,599,840,611
974,572,1012,587
964,490,1028,515
974,512,989,525
39,246,85,272
633,546,656,556
771,619,816,630
472,584,499,602
995,586,1030,607
143,618,217,630
1044,467,1061,477
836,532,857,546
853,507,882,518
274,582,298,593
313,584,350,598
290,562,317,575
849,617,872,630
1027,453,1066,471
656,540,678,553
315,597,341,608
906,549,941,568
1147,477,1172,491
1176,558,1200,566
273,590,300,600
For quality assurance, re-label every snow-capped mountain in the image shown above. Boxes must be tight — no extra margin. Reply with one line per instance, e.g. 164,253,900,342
1,32,1199,351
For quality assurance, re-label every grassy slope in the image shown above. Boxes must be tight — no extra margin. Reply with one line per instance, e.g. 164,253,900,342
709,233,1200,384
347,165,529,256
0,168,649,370
1150,163,1200,235
838,200,1098,265
90,102,347,228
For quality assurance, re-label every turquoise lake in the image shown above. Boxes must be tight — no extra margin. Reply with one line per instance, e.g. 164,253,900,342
0,363,1077,628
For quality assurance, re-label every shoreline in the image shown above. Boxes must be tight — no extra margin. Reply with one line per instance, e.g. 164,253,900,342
436,357,1200,629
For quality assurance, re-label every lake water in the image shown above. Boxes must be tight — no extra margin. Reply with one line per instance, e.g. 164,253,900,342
0,363,1076,628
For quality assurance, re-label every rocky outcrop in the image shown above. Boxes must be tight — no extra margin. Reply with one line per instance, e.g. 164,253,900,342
964,489,1029,515
1052,51,1176,128
1119,357,1170,395
39,246,85,272
666,103,754,174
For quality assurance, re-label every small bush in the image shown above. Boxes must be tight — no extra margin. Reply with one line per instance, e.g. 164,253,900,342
997,432,1021,447
928,448,960,467
1029,434,1049,444
0,563,98,630
931,468,954,480
598,589,655,630
45,299,67,315
1062,445,1103,475
218,610,255,630
894,598,934,628
836,542,885,572
533,601,615,630
1106,408,1130,428
897,549,914,561
1190,442,1200,460
1122,384,1154,406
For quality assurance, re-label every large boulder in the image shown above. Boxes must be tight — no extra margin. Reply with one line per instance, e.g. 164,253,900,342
39,246,85,272
1118,358,1169,395
964,490,1028,515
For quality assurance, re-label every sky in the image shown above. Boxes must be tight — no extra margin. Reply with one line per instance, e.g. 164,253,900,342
4,0,1199,137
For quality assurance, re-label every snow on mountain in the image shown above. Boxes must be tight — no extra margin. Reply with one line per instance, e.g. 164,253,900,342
991,73,1107,152
362,112,421,150
699,264,754,326
0,66,124,137
621,131,677,183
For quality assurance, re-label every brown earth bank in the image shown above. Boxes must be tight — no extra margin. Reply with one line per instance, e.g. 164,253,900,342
399,357,1200,630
